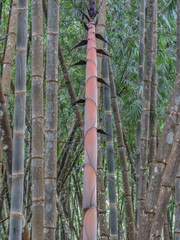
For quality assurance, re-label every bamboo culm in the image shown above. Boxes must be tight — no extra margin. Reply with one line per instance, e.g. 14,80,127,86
44,0,59,239
31,0,44,239
137,0,155,235
102,40,118,239
136,0,145,229
138,0,180,237
109,59,135,240
9,0,28,239
83,20,98,239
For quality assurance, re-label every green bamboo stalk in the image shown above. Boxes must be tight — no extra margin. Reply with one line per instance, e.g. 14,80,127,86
137,0,155,234
44,0,59,238
102,41,118,240
9,0,28,238
149,0,158,174
109,59,135,240
31,0,44,239
135,0,145,231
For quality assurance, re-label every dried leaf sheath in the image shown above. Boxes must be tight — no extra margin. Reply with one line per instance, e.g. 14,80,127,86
83,21,98,239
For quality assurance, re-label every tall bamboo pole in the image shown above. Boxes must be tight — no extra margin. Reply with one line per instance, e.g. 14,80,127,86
83,19,98,239
174,2,180,239
149,0,158,174
9,0,28,238
137,0,155,233
150,124,180,239
109,59,135,240
138,0,180,236
102,41,118,240
44,0,59,239
31,0,44,239
136,0,146,232
96,1,108,238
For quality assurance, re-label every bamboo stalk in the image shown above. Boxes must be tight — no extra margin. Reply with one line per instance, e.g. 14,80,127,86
137,0,155,233
149,0,158,174
2,0,17,104
83,20,98,239
174,3,180,240
136,0,146,228
44,0,59,239
31,0,44,239
138,0,180,236
102,41,118,240
96,2,108,238
150,124,180,239
109,59,135,240
9,0,28,238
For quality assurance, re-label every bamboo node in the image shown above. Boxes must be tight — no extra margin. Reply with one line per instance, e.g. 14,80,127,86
109,203,116,207
86,59,97,66
15,90,26,94
32,34,43,37
31,74,43,78
10,212,22,218
86,75,97,82
32,197,44,203
46,79,58,83
14,132,25,136
18,8,28,11
12,173,24,178
47,31,59,35
44,225,56,229
105,110,111,114
16,49,27,53
108,173,115,177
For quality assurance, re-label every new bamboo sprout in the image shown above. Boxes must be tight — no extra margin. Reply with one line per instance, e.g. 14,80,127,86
9,0,28,239
83,20,98,239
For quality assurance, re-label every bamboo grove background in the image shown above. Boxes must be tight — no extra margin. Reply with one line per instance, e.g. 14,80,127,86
0,0,180,239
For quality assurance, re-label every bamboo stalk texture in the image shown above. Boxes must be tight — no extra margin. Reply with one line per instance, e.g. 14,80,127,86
9,0,28,239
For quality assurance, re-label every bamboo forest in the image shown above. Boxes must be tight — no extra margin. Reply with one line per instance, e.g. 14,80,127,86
0,0,180,239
